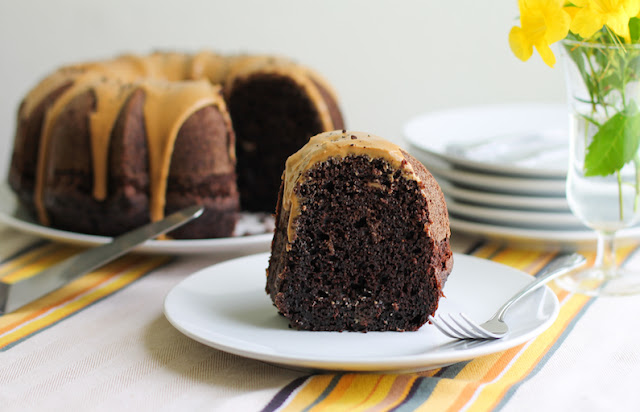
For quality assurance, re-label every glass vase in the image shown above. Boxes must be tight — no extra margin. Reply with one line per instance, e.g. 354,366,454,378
556,39,640,296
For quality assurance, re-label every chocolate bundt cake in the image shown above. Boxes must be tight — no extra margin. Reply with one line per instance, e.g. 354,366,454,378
8,52,344,238
266,131,453,331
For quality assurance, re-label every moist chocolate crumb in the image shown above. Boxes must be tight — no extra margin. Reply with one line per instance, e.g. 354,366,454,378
266,154,453,332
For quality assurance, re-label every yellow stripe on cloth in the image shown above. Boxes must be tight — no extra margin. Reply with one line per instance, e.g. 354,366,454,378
280,374,420,412
309,374,407,411
466,241,503,260
360,374,420,412
309,374,357,410
280,375,335,411
0,243,81,282
0,242,170,350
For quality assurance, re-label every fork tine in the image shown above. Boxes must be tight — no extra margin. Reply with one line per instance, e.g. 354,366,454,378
428,315,466,339
438,314,472,340
445,314,479,339
459,313,495,339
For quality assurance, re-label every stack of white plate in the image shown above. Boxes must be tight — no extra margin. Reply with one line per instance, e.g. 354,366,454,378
403,103,640,249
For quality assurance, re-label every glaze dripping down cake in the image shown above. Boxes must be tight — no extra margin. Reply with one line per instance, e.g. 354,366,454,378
8,52,344,238
266,131,453,332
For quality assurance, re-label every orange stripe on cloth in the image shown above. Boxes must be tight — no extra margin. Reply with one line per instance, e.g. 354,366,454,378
280,375,335,412
0,243,170,350
338,375,387,411
310,374,415,412
361,374,420,412
308,374,357,411
280,373,420,412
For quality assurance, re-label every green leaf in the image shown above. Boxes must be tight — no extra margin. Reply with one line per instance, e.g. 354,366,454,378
630,18,640,43
585,106,640,177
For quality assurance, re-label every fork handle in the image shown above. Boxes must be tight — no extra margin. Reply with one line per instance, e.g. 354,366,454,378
494,253,586,321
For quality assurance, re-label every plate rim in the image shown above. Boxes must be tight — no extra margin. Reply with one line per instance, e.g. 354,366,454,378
439,180,569,211
446,197,582,229
450,216,640,245
411,150,566,196
0,183,273,255
164,252,560,372
403,103,568,178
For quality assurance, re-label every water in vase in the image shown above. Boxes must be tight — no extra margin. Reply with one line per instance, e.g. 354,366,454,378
566,114,640,233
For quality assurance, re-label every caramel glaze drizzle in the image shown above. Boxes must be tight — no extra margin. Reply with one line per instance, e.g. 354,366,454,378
24,52,334,227
89,81,138,201
141,79,225,222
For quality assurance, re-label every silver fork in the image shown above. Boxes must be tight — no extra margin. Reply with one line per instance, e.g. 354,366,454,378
429,252,586,340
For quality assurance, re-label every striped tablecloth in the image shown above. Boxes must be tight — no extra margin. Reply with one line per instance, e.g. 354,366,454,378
2,224,640,411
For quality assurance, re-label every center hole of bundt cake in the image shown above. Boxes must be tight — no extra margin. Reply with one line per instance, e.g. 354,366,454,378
287,155,438,331
228,74,324,212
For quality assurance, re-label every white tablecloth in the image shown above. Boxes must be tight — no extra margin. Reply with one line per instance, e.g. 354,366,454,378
2,225,640,411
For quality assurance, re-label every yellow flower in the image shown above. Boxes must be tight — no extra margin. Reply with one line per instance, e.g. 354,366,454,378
509,0,571,67
570,0,640,39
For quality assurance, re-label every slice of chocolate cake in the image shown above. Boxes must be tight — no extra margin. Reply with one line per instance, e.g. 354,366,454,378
266,130,453,332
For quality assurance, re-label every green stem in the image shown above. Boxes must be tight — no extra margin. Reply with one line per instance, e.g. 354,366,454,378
585,51,601,112
580,113,602,128
606,25,626,52
618,170,624,221
620,49,628,108
635,154,640,213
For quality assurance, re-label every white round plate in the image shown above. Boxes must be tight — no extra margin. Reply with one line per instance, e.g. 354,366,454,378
403,103,568,178
413,151,566,196
450,217,640,250
164,252,559,373
440,181,569,211
446,198,582,229
0,184,272,255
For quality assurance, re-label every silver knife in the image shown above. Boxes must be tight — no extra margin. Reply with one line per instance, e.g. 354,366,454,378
0,204,204,314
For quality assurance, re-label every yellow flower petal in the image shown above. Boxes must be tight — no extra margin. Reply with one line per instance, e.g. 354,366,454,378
571,7,606,38
535,39,557,67
624,0,640,16
509,26,534,61
607,9,632,37
511,0,570,66
563,5,580,20
544,7,572,43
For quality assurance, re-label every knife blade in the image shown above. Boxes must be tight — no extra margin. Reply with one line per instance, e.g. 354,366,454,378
0,204,204,314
